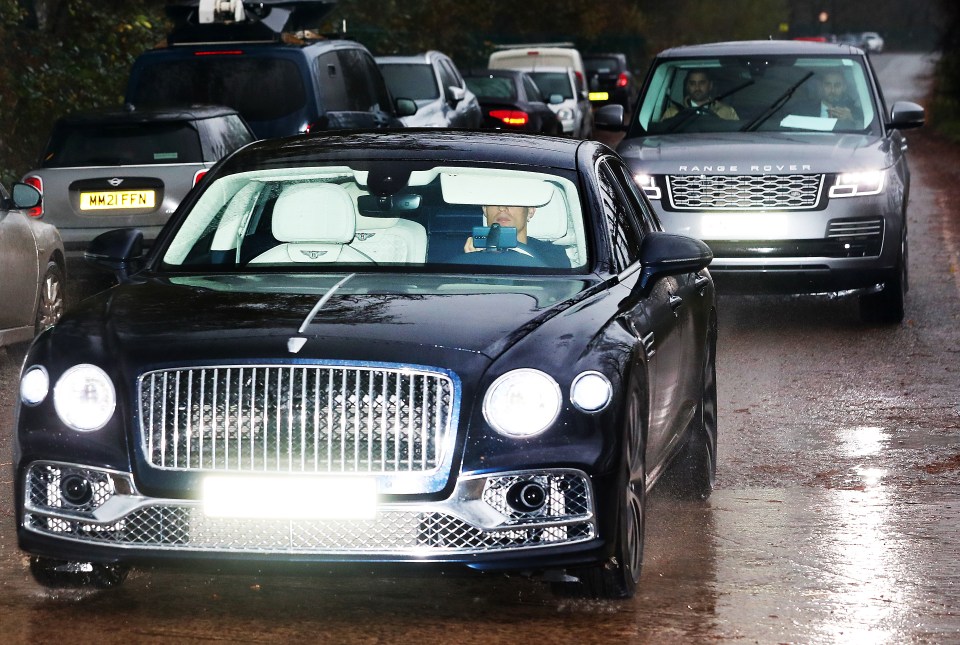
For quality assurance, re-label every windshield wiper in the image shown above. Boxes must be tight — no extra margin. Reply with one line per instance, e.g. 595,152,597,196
660,79,755,134
740,71,814,132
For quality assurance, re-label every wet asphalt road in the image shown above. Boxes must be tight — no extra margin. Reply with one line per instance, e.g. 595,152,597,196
1,53,958,643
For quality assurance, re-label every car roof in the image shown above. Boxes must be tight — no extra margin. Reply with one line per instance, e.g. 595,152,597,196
56,104,242,126
222,130,594,172
376,51,450,65
654,39,865,58
463,68,528,79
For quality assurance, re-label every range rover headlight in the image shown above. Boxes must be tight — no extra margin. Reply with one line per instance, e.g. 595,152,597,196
829,170,885,197
633,173,662,200
20,366,49,406
483,369,562,438
53,364,116,432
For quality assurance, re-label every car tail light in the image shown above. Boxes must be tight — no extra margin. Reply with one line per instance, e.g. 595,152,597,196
194,50,244,56
23,175,43,218
490,110,529,126
616,72,629,88
193,169,208,186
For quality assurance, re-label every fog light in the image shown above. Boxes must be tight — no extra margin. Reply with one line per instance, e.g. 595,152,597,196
507,481,547,513
60,475,93,506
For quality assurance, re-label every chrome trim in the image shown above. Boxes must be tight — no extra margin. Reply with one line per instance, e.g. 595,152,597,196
667,173,824,211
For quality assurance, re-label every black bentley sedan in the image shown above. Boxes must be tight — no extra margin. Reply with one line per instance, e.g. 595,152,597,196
14,130,717,599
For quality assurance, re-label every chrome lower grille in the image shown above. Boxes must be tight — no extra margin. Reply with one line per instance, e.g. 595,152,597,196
667,174,823,210
138,364,455,474
24,463,596,554
827,217,884,240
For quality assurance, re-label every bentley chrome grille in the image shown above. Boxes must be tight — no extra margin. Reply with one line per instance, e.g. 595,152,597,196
139,364,455,474
667,174,824,210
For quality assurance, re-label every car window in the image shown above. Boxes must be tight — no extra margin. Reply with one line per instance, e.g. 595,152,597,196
200,114,255,160
380,64,440,101
608,160,661,233
130,57,307,122
464,76,516,99
161,163,589,273
337,49,378,111
527,72,574,100
41,122,204,167
635,55,879,135
585,57,621,74
437,59,460,91
597,161,643,271
523,76,545,102
315,51,350,112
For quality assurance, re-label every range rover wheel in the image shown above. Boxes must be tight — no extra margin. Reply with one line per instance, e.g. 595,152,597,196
860,239,907,324
29,556,128,589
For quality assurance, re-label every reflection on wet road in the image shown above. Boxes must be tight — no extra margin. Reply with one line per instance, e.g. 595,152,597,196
1,53,959,642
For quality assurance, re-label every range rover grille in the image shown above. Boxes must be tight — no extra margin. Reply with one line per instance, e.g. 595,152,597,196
138,364,455,474
667,174,824,210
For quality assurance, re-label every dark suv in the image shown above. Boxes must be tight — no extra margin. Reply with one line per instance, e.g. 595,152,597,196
583,53,637,111
125,1,415,139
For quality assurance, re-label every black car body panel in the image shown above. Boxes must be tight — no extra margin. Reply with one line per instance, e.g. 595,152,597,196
14,131,716,598
463,69,563,135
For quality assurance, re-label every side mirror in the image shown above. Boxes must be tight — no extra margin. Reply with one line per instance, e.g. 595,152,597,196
85,228,145,283
395,97,418,117
11,182,41,209
636,232,713,292
548,93,565,105
594,104,627,131
446,85,465,105
887,100,925,130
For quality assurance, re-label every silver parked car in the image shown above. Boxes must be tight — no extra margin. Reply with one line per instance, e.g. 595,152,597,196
377,51,483,129
22,105,255,256
596,40,924,324
0,181,65,346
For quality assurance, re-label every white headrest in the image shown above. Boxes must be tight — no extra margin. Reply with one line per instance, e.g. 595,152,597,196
527,190,569,241
272,183,356,243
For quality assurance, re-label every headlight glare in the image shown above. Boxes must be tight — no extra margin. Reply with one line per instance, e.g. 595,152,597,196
53,364,116,432
20,366,49,406
557,108,574,120
571,371,612,412
483,369,562,437
829,170,885,197
633,173,662,199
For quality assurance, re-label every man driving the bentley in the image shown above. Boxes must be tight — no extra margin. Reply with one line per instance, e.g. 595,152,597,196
464,204,570,267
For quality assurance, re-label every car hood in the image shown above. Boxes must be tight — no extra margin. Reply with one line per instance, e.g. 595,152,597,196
52,273,598,368
616,131,894,174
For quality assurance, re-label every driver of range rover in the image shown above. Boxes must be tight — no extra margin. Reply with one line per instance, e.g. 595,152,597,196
662,68,739,120
463,204,571,267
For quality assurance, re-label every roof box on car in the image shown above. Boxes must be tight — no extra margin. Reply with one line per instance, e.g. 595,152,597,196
165,0,339,45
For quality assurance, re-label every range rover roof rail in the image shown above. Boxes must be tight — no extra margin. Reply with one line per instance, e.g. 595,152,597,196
165,0,339,45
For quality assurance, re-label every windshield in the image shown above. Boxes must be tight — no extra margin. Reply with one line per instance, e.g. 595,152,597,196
43,122,203,167
634,55,879,135
527,72,574,100
464,75,517,100
379,63,440,101
160,162,589,274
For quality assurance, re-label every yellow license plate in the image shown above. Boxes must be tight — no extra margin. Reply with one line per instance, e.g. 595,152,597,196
589,91,610,101
79,190,155,210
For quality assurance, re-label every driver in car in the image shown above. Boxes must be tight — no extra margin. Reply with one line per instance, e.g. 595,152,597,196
464,204,571,267
661,68,739,120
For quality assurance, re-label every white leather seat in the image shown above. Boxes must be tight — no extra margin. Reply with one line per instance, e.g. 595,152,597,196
350,213,427,264
250,183,373,264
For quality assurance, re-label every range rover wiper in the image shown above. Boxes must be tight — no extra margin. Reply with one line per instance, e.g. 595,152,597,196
661,79,755,133
740,71,814,132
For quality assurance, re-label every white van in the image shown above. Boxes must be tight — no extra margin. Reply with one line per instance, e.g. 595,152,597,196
488,45,586,93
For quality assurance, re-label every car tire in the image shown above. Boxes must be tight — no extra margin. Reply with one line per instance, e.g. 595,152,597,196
859,235,907,324
29,556,129,589
554,396,646,599
660,313,718,500
34,261,65,334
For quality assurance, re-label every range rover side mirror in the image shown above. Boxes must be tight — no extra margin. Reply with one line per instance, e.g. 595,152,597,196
595,104,627,131
887,101,925,130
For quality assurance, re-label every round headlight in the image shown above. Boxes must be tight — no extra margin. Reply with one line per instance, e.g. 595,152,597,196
483,369,562,437
570,371,612,412
20,366,50,406
53,364,116,432
557,108,574,120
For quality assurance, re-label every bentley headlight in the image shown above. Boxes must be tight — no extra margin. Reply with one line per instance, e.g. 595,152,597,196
633,173,662,200
829,170,885,197
53,364,116,432
20,366,49,406
483,369,561,437
570,371,612,412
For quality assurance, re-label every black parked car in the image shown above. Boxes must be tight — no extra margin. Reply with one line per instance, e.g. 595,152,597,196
15,130,717,600
463,68,563,135
126,0,415,138
584,52,638,111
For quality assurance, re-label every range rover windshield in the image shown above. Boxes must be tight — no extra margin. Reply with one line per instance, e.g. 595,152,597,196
635,55,879,135
160,163,589,274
